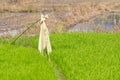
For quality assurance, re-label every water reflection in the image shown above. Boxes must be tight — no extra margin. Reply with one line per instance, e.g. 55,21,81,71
0,28,25,37
69,13,120,32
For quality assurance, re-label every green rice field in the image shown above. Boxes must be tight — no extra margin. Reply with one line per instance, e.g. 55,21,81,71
0,33,120,80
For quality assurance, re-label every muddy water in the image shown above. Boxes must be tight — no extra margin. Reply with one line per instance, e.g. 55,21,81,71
0,28,26,37
69,13,120,32
0,13,41,37
0,12,68,37
0,13,120,38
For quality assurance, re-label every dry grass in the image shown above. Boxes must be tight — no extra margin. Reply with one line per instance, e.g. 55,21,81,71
0,1,120,37
0,1,120,12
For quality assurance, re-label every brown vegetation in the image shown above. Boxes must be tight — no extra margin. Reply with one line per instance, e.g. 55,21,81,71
0,1,120,37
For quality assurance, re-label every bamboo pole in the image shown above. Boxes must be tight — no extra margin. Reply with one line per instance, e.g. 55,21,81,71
11,18,42,45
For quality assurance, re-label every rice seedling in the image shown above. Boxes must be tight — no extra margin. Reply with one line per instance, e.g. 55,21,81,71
0,44,57,80
0,33,120,80
50,33,120,80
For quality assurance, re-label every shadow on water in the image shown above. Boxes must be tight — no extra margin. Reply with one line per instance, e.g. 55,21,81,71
69,13,120,33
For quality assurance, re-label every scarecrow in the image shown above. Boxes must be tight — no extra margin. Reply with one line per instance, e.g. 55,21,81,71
38,14,52,55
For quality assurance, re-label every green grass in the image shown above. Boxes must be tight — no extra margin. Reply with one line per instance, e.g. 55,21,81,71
0,33,120,80
50,33,120,80
0,44,57,80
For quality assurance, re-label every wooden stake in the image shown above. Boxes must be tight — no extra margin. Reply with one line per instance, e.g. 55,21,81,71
11,18,42,45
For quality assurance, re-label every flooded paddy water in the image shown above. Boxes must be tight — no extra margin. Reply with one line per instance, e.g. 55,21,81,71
0,12,120,38
69,13,120,33
0,13,41,38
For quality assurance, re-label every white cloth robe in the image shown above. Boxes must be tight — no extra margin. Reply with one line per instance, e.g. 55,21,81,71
38,17,52,55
